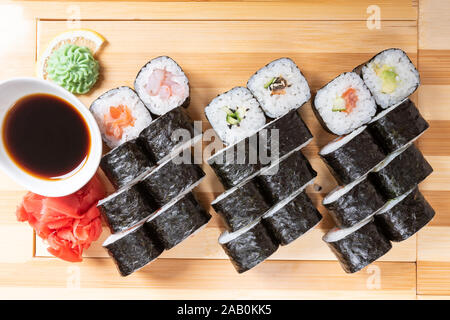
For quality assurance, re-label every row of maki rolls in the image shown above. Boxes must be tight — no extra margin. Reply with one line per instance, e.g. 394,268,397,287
311,48,435,273
205,58,323,273
89,56,211,276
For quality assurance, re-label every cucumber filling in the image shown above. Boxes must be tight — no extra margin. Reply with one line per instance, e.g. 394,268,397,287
223,106,248,127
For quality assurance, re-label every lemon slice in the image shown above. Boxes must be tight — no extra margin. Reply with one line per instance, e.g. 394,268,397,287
37,29,105,80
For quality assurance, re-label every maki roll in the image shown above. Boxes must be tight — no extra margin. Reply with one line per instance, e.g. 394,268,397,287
103,224,163,277
375,187,435,242
139,152,205,207
100,139,154,190
323,218,392,273
219,219,279,273
255,109,313,159
256,149,317,205
369,144,433,199
212,179,270,232
356,48,420,108
145,192,211,250
368,99,429,154
263,190,322,246
139,107,201,163
90,86,152,149
204,87,266,146
313,72,377,135
134,56,190,115
247,58,311,118
97,184,156,233
319,126,386,185
323,177,386,228
207,136,261,190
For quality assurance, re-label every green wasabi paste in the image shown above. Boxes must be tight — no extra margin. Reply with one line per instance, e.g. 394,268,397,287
46,44,99,94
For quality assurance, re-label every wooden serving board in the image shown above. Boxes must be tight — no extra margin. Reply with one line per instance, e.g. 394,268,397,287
0,0,449,299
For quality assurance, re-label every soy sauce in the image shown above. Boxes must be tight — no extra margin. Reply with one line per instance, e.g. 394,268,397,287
2,93,90,180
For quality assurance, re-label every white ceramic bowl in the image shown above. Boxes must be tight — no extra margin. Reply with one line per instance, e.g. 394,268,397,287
0,78,102,197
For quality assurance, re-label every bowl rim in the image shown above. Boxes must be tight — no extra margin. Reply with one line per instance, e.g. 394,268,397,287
0,77,102,197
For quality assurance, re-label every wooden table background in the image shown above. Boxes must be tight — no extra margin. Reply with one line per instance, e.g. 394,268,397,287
0,0,448,299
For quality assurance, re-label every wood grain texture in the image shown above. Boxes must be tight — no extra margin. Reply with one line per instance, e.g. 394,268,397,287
416,0,450,297
0,258,417,299
2,0,450,299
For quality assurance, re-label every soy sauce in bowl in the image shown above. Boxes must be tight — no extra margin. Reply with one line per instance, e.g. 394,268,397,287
2,93,90,180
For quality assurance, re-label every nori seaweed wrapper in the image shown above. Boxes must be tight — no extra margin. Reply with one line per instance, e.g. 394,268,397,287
145,192,211,249
263,191,322,245
369,144,433,199
320,128,386,185
324,178,386,228
255,149,317,205
375,187,435,241
104,225,163,277
325,221,392,273
140,153,205,207
208,136,261,189
212,180,270,232
368,99,429,154
220,220,279,273
100,139,153,190
98,184,156,233
256,109,313,159
138,107,198,163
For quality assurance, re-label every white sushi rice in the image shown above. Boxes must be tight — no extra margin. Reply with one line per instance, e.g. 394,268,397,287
323,217,374,243
377,187,414,216
205,87,266,146
362,49,420,108
247,58,311,118
134,56,190,115
322,176,366,205
319,125,367,156
218,218,262,245
90,86,152,149
314,72,377,135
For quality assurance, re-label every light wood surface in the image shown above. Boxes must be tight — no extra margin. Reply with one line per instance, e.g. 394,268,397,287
0,0,448,299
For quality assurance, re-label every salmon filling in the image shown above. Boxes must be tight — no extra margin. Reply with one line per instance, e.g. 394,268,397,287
104,104,136,140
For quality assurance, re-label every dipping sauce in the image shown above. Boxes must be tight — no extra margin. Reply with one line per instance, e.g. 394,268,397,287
2,93,90,180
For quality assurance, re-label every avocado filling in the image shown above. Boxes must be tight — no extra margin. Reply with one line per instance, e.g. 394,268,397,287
223,106,248,127
264,76,290,95
373,64,399,94
332,88,358,114
332,97,346,112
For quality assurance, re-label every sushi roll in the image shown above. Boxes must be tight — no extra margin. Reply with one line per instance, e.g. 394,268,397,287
97,184,156,233
356,48,420,109
139,107,201,163
255,149,317,205
323,177,386,228
369,144,433,199
375,187,435,242
204,87,266,146
90,86,152,149
145,192,211,250
368,99,429,154
100,139,154,190
207,136,261,190
263,190,322,246
323,218,392,273
212,179,270,232
319,126,386,185
247,58,311,118
255,109,313,159
313,72,377,135
139,151,205,207
134,56,190,115
103,224,163,277
219,219,279,273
